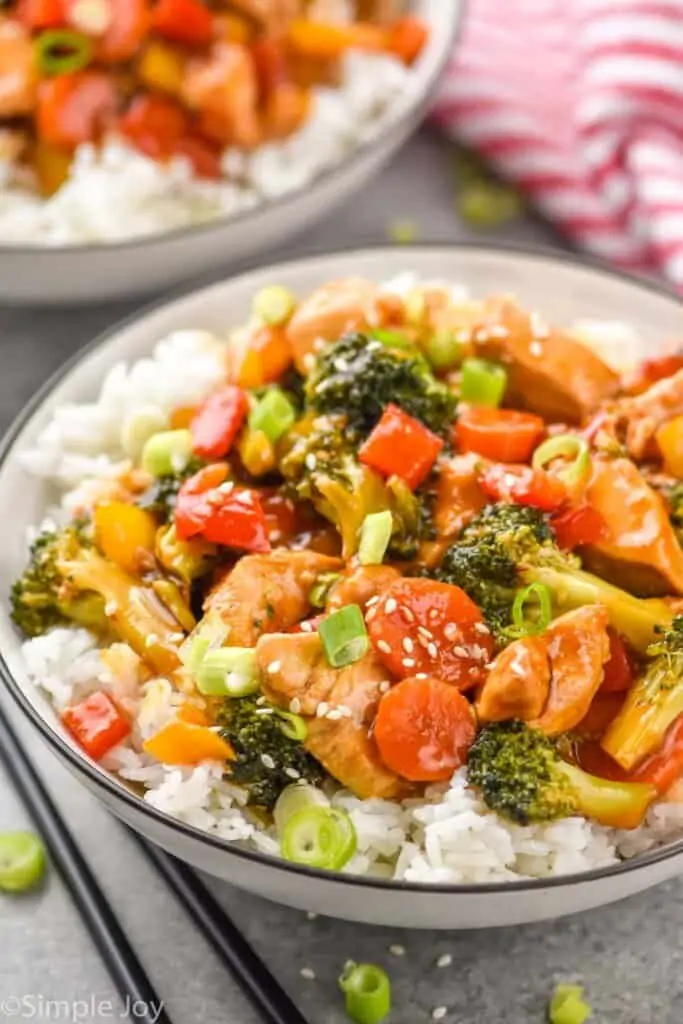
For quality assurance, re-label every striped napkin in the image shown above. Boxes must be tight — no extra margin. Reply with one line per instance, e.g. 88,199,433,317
431,0,683,290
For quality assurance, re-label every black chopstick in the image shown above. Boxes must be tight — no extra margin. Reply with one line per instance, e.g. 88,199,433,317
135,835,310,1024
0,703,172,1024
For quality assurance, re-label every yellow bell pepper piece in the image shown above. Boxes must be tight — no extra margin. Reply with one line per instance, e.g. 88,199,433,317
94,501,157,576
238,428,276,477
656,415,683,478
138,42,185,96
33,141,71,197
144,720,234,765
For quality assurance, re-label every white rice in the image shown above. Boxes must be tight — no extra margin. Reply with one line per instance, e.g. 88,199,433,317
0,51,409,246
15,278,683,884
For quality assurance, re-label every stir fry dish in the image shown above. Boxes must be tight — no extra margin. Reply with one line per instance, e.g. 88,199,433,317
0,1,427,195
12,273,683,879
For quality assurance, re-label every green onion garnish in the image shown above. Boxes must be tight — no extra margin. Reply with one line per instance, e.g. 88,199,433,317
141,429,193,477
252,285,297,326
273,783,330,835
387,219,418,244
460,357,508,407
357,511,393,567
196,648,259,697
35,29,93,75
248,387,296,444
310,572,340,609
506,583,553,639
319,605,368,668
533,434,591,488
548,983,593,1024
339,962,391,1024
281,806,357,870
425,329,464,371
182,635,211,673
369,328,414,350
0,831,46,893
274,709,307,742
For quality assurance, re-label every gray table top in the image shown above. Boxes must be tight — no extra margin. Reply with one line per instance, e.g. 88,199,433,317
0,130,678,1024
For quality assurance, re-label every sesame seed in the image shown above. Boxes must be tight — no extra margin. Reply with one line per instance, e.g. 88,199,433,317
428,609,440,623
444,623,458,641
301,620,313,632
218,480,234,494
379,681,391,693
169,632,184,643
474,622,489,635
300,967,316,980
529,340,543,357
427,642,438,659
326,709,343,721
261,753,276,770
436,954,452,968
255,707,274,715
366,608,377,623
269,530,282,543
489,324,509,339
316,702,329,718
418,626,433,639
400,606,416,623
377,640,391,654
144,633,159,648
334,357,349,372
289,697,302,713
414,672,429,679
389,944,406,957
417,635,431,649
402,637,414,654
384,597,398,614
285,767,301,780
267,660,282,674
366,595,379,607
104,600,118,616
453,646,468,657
402,657,416,669
305,453,317,471
432,1007,448,1020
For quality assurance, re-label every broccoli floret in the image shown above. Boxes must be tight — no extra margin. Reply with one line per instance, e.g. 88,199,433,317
468,720,654,829
137,456,205,521
11,522,107,638
217,695,325,809
306,332,456,437
666,482,683,542
602,616,683,771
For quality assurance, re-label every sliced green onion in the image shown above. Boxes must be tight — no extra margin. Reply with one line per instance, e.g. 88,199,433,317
548,984,593,1024
506,583,553,639
0,831,46,893
387,219,418,244
460,357,508,407
339,962,391,1024
281,806,356,869
274,783,330,835
532,434,591,488
253,285,297,326
319,605,368,668
196,648,259,697
310,572,340,609
459,181,523,228
141,429,193,477
425,329,465,371
181,635,211,673
358,511,393,566
35,29,93,75
275,709,307,742
248,388,296,444
369,328,414,350
120,407,169,461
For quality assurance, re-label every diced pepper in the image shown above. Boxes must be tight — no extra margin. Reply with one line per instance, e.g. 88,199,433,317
622,352,683,396
152,0,213,46
656,415,683,477
359,404,444,490
190,385,248,460
631,716,683,794
455,407,545,462
287,19,388,59
16,0,66,29
94,501,157,576
174,464,270,553
173,134,222,179
252,37,288,95
143,720,234,765
169,405,198,430
600,630,636,694
215,12,251,44
33,140,72,195
117,93,187,159
37,71,119,148
387,15,429,65
137,40,185,96
62,691,130,760
228,325,293,389
480,463,567,512
98,0,149,63
551,503,609,550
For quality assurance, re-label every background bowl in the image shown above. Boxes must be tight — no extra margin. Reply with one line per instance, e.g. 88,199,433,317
2,244,682,930
0,1,461,307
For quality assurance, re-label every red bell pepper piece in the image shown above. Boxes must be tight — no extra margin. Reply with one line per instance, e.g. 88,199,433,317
622,352,683,396
118,94,188,159
359,404,444,490
190,385,248,459
551,502,609,550
479,463,567,512
631,716,683,794
175,464,270,552
173,135,222,179
98,0,150,63
16,0,66,28
289,614,325,634
62,691,130,761
455,407,545,463
37,72,120,149
600,630,637,693
152,0,214,45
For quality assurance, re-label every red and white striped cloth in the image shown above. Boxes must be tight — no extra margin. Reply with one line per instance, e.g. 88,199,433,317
431,0,683,290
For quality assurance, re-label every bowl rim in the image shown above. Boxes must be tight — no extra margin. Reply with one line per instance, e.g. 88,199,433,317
3,239,683,897
0,1,463,259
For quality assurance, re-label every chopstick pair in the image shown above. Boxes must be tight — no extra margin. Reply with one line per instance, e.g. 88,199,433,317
0,702,308,1024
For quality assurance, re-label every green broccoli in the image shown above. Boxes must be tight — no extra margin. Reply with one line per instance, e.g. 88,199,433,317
306,332,456,437
137,456,205,521
602,616,683,771
11,523,107,638
217,695,325,809
467,720,655,829
666,482,683,542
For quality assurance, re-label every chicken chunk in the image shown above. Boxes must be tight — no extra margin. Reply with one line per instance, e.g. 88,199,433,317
257,632,407,799
582,458,683,597
529,606,610,736
327,564,401,611
199,551,342,647
286,277,379,373
356,0,404,22
603,367,683,460
420,454,485,567
0,20,37,118
182,42,260,148
473,298,619,423
476,636,550,723
228,0,302,32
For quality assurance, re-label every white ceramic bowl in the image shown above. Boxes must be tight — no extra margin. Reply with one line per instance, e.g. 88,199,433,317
2,245,683,929
0,1,461,307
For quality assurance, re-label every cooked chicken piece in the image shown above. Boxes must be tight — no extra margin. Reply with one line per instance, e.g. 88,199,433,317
603,367,683,460
286,277,379,373
0,20,37,118
356,0,403,22
420,454,485,567
182,42,260,148
229,0,302,31
327,564,401,611
476,636,550,723
0,127,28,164
257,632,407,798
201,551,342,647
581,458,683,596
473,298,619,423
529,606,610,736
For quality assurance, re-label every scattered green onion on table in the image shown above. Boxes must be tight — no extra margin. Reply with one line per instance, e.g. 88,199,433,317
0,830,47,892
339,961,392,1024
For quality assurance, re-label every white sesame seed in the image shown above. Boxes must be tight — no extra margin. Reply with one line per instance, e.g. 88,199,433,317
316,702,329,718
444,623,458,641
379,681,391,693
267,660,282,674
384,597,398,614
418,626,433,639
289,697,302,713
285,767,301,780
366,608,377,623
529,340,543,357
432,1007,448,1020
389,944,406,957
427,642,438,659
169,632,184,643
474,622,489,635
269,530,282,543
261,753,276,770
414,672,429,679
402,657,416,669
334,357,349,372
489,324,509,339
453,645,468,657
402,637,414,654
218,480,234,494
301,620,313,632
305,453,317,471
144,633,159,648
300,967,316,980
326,709,343,721
400,606,416,623
366,595,379,607
104,600,118,616
428,609,440,623
436,954,452,968
377,640,391,654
